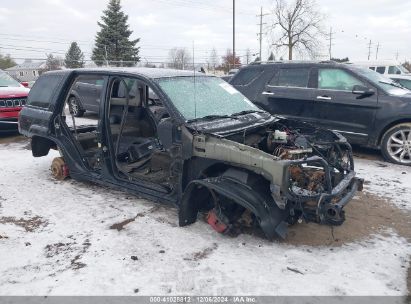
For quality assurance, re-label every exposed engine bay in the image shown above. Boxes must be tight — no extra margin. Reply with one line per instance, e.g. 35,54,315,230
227,118,354,193
187,117,363,238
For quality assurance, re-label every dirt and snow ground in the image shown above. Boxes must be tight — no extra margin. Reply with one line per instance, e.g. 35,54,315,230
0,135,410,296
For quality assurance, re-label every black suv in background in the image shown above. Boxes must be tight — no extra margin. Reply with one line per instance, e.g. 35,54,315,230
230,61,411,165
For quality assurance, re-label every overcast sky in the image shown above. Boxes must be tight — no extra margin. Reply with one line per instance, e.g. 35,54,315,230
0,0,410,65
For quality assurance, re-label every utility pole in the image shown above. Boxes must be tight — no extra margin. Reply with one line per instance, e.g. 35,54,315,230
395,50,399,60
257,7,269,61
328,27,335,60
375,42,380,60
367,40,372,60
233,0,236,69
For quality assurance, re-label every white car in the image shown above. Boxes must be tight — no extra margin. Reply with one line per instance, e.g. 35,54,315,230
349,60,411,78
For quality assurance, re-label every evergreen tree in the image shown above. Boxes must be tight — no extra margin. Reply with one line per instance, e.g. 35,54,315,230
92,0,140,66
0,52,16,69
65,42,85,68
268,52,275,61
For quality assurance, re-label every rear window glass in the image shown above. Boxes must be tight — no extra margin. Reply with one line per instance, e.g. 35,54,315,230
230,68,264,86
27,74,64,108
272,68,310,88
76,75,104,86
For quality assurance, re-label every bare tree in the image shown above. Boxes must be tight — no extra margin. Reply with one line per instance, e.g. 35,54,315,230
221,49,241,73
270,0,325,60
45,53,62,71
168,47,192,70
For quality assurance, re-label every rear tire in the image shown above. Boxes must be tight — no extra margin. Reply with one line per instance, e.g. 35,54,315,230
381,123,411,165
68,96,85,118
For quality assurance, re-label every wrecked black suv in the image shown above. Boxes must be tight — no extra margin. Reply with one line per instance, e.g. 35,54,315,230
19,68,363,239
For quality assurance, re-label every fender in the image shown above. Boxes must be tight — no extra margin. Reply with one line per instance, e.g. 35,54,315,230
179,174,288,239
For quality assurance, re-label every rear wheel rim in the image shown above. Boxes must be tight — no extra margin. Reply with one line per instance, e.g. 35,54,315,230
387,128,411,164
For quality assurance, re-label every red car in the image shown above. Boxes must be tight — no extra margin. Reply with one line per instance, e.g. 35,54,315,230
0,70,30,132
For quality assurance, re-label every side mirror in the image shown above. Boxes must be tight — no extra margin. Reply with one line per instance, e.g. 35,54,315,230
352,85,374,97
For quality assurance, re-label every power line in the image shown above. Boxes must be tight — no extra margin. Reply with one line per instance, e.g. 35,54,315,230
0,35,253,54
151,0,252,15
0,33,91,44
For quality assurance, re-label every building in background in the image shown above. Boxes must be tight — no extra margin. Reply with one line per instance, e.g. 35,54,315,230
5,60,46,82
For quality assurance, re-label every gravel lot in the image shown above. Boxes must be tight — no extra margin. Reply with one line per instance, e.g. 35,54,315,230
0,131,410,296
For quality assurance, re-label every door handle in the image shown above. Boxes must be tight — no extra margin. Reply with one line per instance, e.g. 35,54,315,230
262,91,275,96
317,95,332,100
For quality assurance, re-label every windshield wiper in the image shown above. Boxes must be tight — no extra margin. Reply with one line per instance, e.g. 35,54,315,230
230,109,265,116
187,114,239,123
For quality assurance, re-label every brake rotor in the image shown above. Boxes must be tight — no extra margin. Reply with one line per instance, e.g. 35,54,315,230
51,157,69,180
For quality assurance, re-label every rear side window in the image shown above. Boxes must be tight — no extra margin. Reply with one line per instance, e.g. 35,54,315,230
27,74,64,108
376,66,386,74
272,68,310,88
369,67,376,71
230,68,264,86
77,75,104,86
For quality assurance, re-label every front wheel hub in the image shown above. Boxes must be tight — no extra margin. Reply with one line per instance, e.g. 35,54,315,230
51,157,70,180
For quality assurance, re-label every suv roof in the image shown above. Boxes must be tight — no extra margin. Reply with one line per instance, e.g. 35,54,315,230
250,60,338,66
45,67,209,79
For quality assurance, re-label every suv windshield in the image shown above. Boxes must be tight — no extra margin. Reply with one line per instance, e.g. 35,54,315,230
156,76,261,121
350,66,410,96
0,71,21,87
